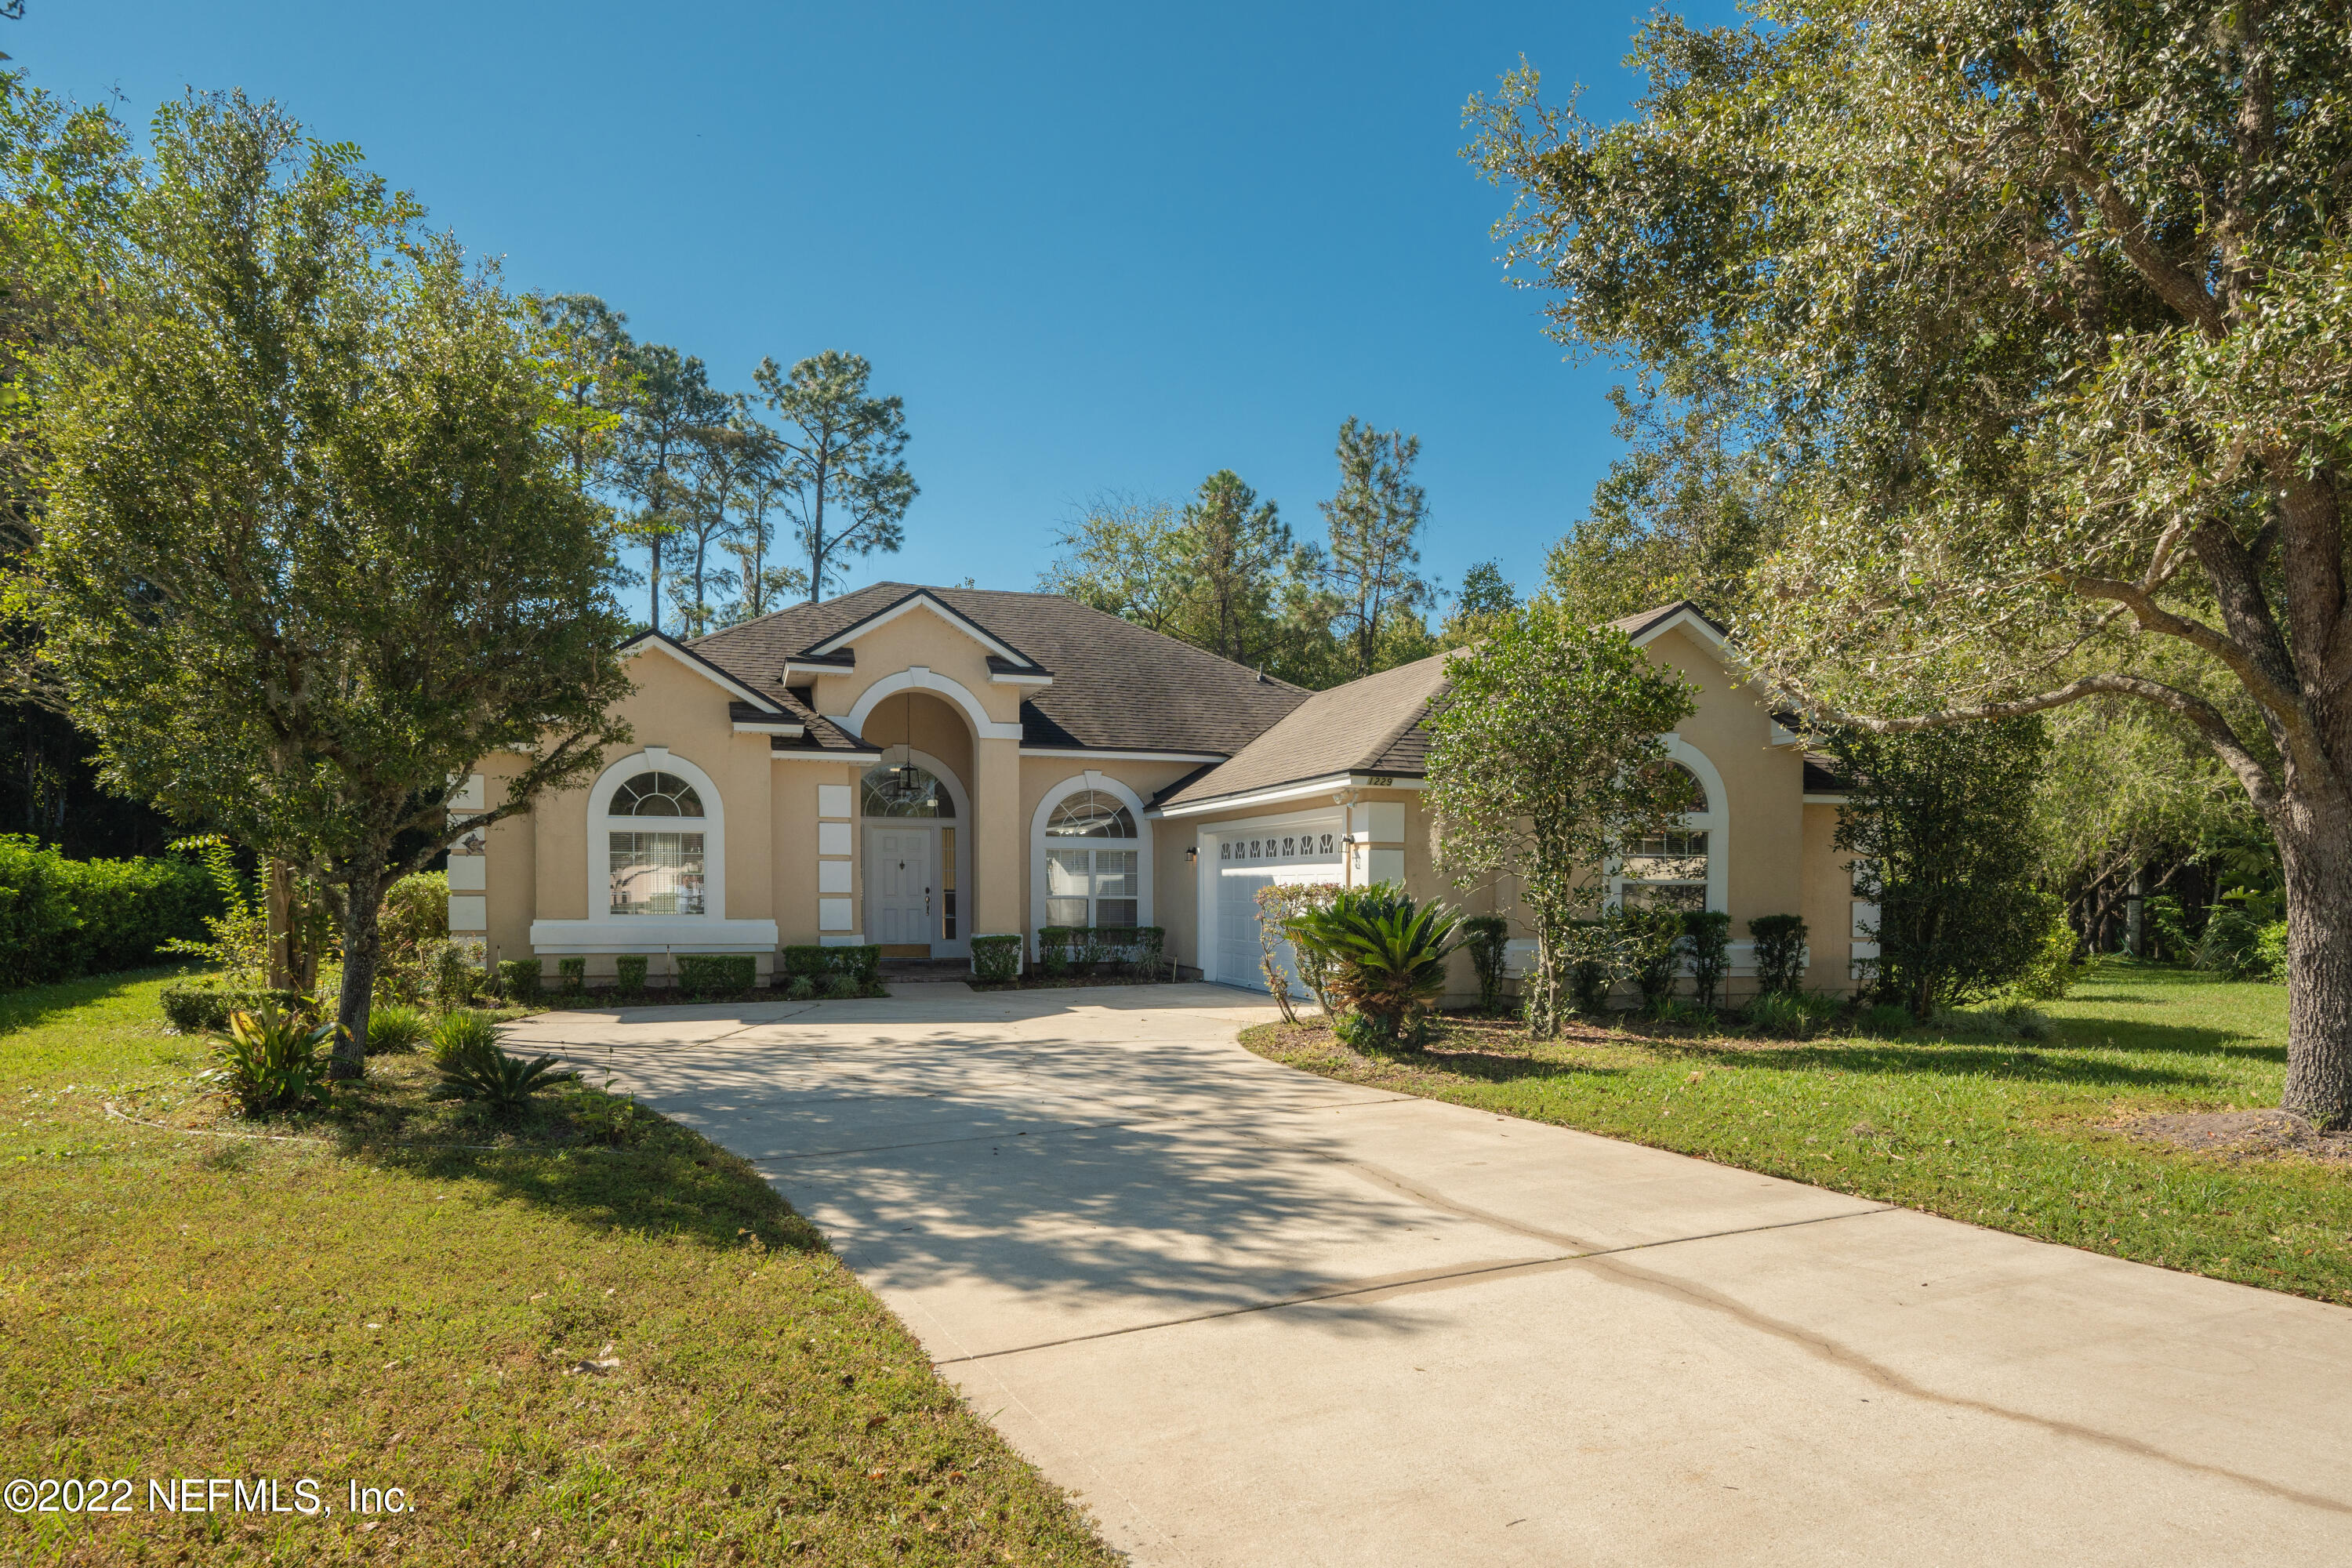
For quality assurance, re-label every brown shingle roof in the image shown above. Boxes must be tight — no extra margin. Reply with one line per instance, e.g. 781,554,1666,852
1153,648,1462,809
688,583,1310,755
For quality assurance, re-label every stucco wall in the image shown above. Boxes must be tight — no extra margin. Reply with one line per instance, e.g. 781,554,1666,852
1800,801,1853,993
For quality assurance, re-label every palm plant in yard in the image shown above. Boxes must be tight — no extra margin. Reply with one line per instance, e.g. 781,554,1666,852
430,1040,579,1118
1284,884,1464,1048
209,1004,339,1114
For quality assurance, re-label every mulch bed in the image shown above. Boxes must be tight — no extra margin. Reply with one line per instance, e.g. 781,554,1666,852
2118,1109,2352,1165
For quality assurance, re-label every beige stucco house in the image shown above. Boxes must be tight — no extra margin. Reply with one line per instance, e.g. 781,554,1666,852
451,584,1862,999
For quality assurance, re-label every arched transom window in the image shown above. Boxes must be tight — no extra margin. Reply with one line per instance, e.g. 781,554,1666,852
1044,789,1138,927
1620,763,1710,912
608,770,706,915
861,761,956,818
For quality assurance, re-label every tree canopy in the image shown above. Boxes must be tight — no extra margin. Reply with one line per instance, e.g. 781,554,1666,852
27,91,633,1073
1466,2,2352,1123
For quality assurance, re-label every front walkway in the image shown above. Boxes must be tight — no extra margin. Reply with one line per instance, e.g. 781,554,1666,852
502,985,2352,1566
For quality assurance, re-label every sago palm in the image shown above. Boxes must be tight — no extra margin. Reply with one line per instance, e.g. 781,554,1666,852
1283,884,1464,1044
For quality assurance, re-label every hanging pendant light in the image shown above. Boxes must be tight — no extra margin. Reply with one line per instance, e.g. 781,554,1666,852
883,692,923,810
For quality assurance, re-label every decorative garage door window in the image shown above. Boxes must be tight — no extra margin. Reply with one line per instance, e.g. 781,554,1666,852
1044,789,1139,927
1218,829,1340,867
608,770,706,915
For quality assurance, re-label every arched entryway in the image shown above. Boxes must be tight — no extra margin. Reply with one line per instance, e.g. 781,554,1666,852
857,690,975,957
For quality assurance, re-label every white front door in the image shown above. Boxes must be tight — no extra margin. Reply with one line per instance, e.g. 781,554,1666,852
868,828,934,949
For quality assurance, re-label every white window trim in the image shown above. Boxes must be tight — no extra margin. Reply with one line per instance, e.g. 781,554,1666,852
1609,735,1729,914
858,749,973,957
588,749,727,926
1030,773,1151,952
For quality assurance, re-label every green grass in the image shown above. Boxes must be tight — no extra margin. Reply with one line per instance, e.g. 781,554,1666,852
1243,963,2352,1306
0,969,1115,1566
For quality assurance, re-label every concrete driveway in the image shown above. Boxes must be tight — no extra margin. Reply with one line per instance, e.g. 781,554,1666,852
503,983,2352,1566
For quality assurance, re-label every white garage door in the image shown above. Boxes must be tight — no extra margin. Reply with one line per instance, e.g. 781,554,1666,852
1207,821,1344,991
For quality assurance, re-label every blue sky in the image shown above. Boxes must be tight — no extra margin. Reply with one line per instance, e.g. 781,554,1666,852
13,2,1739,620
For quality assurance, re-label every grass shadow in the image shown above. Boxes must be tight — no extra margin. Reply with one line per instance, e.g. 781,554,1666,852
0,964,199,1040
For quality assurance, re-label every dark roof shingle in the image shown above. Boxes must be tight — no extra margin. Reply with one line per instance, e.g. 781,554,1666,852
689,583,1310,755
1153,649,1461,809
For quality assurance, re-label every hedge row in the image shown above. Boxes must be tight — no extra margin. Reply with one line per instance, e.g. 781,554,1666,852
0,836,221,991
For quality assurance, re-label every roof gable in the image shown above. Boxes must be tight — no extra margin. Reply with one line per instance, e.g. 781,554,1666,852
804,588,1046,672
621,629,784,713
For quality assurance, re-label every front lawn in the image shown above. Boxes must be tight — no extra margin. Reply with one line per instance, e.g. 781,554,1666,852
1243,964,2352,1306
0,969,1115,1566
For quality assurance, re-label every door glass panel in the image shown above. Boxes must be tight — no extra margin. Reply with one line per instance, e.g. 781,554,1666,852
1047,848,1091,926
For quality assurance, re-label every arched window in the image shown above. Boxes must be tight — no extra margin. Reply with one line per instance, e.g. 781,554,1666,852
1620,763,1710,912
1047,790,1135,839
607,768,707,915
611,771,705,818
1043,789,1138,927
861,761,956,818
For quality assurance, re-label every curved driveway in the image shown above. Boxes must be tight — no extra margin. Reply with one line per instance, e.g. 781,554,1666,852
503,983,2352,1566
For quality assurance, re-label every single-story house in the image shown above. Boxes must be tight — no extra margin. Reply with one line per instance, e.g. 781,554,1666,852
452,583,1865,999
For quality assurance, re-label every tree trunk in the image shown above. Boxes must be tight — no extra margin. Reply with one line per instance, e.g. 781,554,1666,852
332,865,388,1080
266,858,295,991
2277,799,2352,1127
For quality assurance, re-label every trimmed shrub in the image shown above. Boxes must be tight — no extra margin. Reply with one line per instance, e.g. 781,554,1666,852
365,1004,430,1054
1461,916,1510,1014
1682,911,1732,1008
1034,925,1166,978
614,955,649,991
495,957,540,1000
971,934,1021,983
557,955,585,992
780,944,881,985
1748,915,1808,995
676,953,756,993
161,980,318,1036
0,835,221,990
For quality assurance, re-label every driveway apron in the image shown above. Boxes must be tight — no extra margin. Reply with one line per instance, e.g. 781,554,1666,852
503,985,2352,1566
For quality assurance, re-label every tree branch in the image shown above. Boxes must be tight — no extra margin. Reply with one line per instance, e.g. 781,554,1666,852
1777,671,2281,817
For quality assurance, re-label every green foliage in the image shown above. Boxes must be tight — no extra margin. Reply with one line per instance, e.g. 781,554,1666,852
160,980,317,1036
2012,894,2085,1004
785,974,818,1001
1623,905,1685,1005
428,1010,502,1065
416,938,483,1007
1682,910,1731,1008
674,953,756,994
1425,603,1698,1038
1746,915,1808,996
1743,989,1813,1038
1834,721,2050,1019
2198,909,2284,982
753,350,916,601
1284,883,1462,1047
495,957,541,1001
1039,477,1345,688
372,871,450,1004
779,944,880,985
613,955,649,992
1321,419,1436,681
208,1005,339,1115
1860,1004,1915,1038
1253,883,1339,1021
26,92,637,1076
969,934,1022,984
1033,925,1165,978
2143,895,2195,965
557,955,585,992
364,1004,430,1054
1461,915,1511,1014
0,834,218,989
1646,995,1713,1027
430,1037,578,1117
821,972,862,1000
